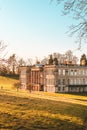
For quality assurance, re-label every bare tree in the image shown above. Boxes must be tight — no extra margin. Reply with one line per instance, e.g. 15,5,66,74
0,41,7,53
65,50,78,64
41,57,48,65
27,58,33,66
18,58,26,66
8,54,17,74
0,41,8,74
53,52,64,64
0,41,7,61
53,0,87,47
65,50,73,61
48,50,78,65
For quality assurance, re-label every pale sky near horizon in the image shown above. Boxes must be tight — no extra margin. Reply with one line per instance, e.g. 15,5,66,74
0,0,86,61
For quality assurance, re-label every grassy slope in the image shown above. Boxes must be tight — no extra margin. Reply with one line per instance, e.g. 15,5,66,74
0,76,87,130
0,76,18,90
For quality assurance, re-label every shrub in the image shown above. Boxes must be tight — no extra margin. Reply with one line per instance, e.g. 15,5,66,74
13,81,21,91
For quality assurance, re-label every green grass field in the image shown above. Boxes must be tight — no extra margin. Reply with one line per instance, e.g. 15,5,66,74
0,76,87,130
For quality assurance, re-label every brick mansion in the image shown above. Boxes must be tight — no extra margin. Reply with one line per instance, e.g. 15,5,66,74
20,54,87,93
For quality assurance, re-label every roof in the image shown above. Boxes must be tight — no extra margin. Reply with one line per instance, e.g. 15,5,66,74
35,64,43,68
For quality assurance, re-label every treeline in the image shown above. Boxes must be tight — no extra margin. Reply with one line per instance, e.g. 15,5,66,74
0,50,79,77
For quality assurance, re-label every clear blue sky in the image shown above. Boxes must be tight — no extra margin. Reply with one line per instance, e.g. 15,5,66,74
0,0,85,61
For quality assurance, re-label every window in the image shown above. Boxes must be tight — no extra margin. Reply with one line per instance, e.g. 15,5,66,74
71,87,73,90
62,79,65,85
65,70,68,75
74,70,77,75
74,79,77,85
63,69,65,75
58,79,60,85
58,87,61,91
86,70,87,75
85,79,87,84
83,70,85,75
79,79,81,85
79,70,82,75
58,69,61,75
77,79,80,85
83,79,85,84
70,70,73,76
80,70,83,75
78,70,80,75
63,87,65,91
70,79,73,85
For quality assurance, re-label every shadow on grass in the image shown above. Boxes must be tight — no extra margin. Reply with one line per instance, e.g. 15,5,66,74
0,112,84,130
1,74,19,80
64,92,87,96
74,98,87,102
0,93,87,130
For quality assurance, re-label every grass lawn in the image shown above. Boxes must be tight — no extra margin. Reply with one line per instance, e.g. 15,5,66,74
0,76,87,130
0,90,87,130
0,76,18,90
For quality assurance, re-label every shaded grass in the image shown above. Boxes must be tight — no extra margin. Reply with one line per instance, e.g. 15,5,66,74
66,92,87,96
0,91,87,130
4,74,19,80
